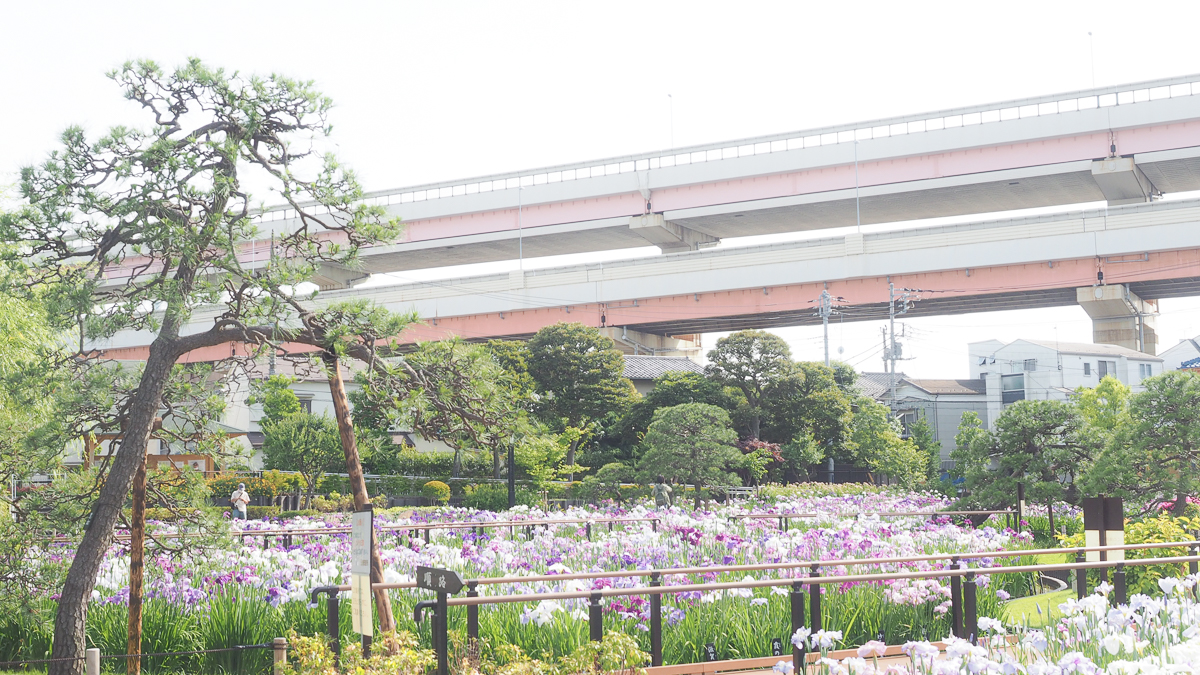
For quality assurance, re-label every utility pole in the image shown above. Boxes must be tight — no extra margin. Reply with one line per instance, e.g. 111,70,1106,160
887,283,918,405
815,290,835,367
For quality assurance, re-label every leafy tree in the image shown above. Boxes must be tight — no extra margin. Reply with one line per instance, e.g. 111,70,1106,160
761,362,854,458
526,323,636,477
637,403,741,508
1074,375,1131,440
780,432,826,482
851,398,925,489
0,60,402,671
1085,371,1200,513
248,375,302,422
354,337,530,478
618,371,734,447
704,330,793,439
514,433,570,493
907,414,941,482
581,462,635,504
485,339,536,398
260,413,342,509
952,400,1092,512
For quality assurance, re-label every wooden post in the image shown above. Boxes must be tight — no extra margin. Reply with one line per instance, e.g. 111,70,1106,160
273,638,287,675
323,352,397,636
127,453,147,675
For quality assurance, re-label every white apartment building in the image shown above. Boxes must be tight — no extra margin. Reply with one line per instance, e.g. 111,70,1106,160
968,339,1162,427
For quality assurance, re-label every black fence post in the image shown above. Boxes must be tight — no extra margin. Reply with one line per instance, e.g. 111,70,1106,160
808,564,822,631
435,592,448,675
423,527,430,545
1190,535,1199,577
466,581,479,644
950,556,963,639
1113,563,1126,606
1016,482,1025,534
790,580,806,668
652,518,658,533
308,587,341,666
589,592,604,642
586,522,592,541
964,569,978,645
649,573,663,667
1076,552,1087,599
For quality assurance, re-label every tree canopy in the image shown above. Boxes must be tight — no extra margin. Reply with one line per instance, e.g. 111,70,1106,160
704,330,793,439
638,403,742,508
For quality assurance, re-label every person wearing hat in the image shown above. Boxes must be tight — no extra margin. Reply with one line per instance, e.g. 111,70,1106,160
230,483,250,520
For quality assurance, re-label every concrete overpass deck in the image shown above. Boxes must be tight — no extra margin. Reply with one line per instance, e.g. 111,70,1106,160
97,74,1200,288
94,196,1200,360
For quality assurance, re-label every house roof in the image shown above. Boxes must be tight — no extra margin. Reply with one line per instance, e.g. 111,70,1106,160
622,355,705,381
1181,356,1200,369
856,372,907,401
1014,339,1163,361
903,378,987,395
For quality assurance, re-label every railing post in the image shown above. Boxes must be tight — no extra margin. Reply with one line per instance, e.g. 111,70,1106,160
467,581,479,645
779,515,786,531
1190,535,1199,577
964,569,978,645
1076,552,1087,599
950,556,963,639
435,592,449,675
273,637,287,675
586,522,592,541
649,572,663,667
653,518,658,533
1113,563,1126,606
790,580,806,668
808,564,822,631
1016,482,1025,534
86,648,100,675
589,592,604,642
423,526,430,544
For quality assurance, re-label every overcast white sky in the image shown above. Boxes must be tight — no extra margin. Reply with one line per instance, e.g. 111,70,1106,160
6,0,1200,377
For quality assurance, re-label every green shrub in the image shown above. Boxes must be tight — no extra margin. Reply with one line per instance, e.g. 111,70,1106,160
422,481,451,505
246,506,280,519
462,483,538,512
278,509,320,519
1061,513,1200,595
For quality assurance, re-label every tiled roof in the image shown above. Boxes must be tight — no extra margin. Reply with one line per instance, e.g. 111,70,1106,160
1017,339,1163,361
1181,356,1200,369
904,378,986,395
622,355,706,381
856,372,907,401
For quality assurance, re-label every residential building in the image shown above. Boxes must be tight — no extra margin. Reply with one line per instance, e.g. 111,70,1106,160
1159,337,1200,371
889,378,989,466
621,355,705,395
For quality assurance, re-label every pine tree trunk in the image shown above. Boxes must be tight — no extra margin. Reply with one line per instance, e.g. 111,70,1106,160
128,456,147,675
50,339,178,675
323,352,397,637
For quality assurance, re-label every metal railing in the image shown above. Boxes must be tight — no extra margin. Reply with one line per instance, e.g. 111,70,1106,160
310,538,1200,673
0,641,287,675
251,73,1200,223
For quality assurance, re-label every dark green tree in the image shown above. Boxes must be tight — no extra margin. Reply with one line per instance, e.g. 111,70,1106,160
638,403,742,508
1084,371,1200,513
952,400,1092,511
0,60,401,671
618,370,735,447
260,413,342,509
526,323,636,477
760,362,854,459
704,330,793,439
907,414,941,482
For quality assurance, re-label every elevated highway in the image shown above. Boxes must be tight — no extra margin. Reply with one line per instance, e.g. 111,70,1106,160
101,74,1200,289
98,197,1200,360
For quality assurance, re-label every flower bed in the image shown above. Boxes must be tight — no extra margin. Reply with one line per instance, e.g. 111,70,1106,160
1,489,1037,672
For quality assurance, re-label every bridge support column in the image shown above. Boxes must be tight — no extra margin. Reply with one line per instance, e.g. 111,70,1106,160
628,213,718,253
599,327,701,358
1091,158,1159,206
1076,285,1158,354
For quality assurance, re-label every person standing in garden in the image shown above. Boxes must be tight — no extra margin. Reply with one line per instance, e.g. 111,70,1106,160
230,483,250,520
652,475,674,508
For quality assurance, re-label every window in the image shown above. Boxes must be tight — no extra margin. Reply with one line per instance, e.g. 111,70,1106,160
1024,359,1037,372
1083,362,1091,376
1097,360,1116,378
1138,363,1152,379
298,398,313,414
1001,374,1025,404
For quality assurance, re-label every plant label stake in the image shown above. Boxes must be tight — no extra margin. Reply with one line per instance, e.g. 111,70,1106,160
350,510,374,646
416,566,465,675
705,643,718,662
772,638,783,656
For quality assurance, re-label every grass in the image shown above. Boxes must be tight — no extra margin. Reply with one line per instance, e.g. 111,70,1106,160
1002,589,1072,629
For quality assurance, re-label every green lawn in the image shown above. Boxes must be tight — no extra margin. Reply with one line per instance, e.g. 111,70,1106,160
1002,589,1073,629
